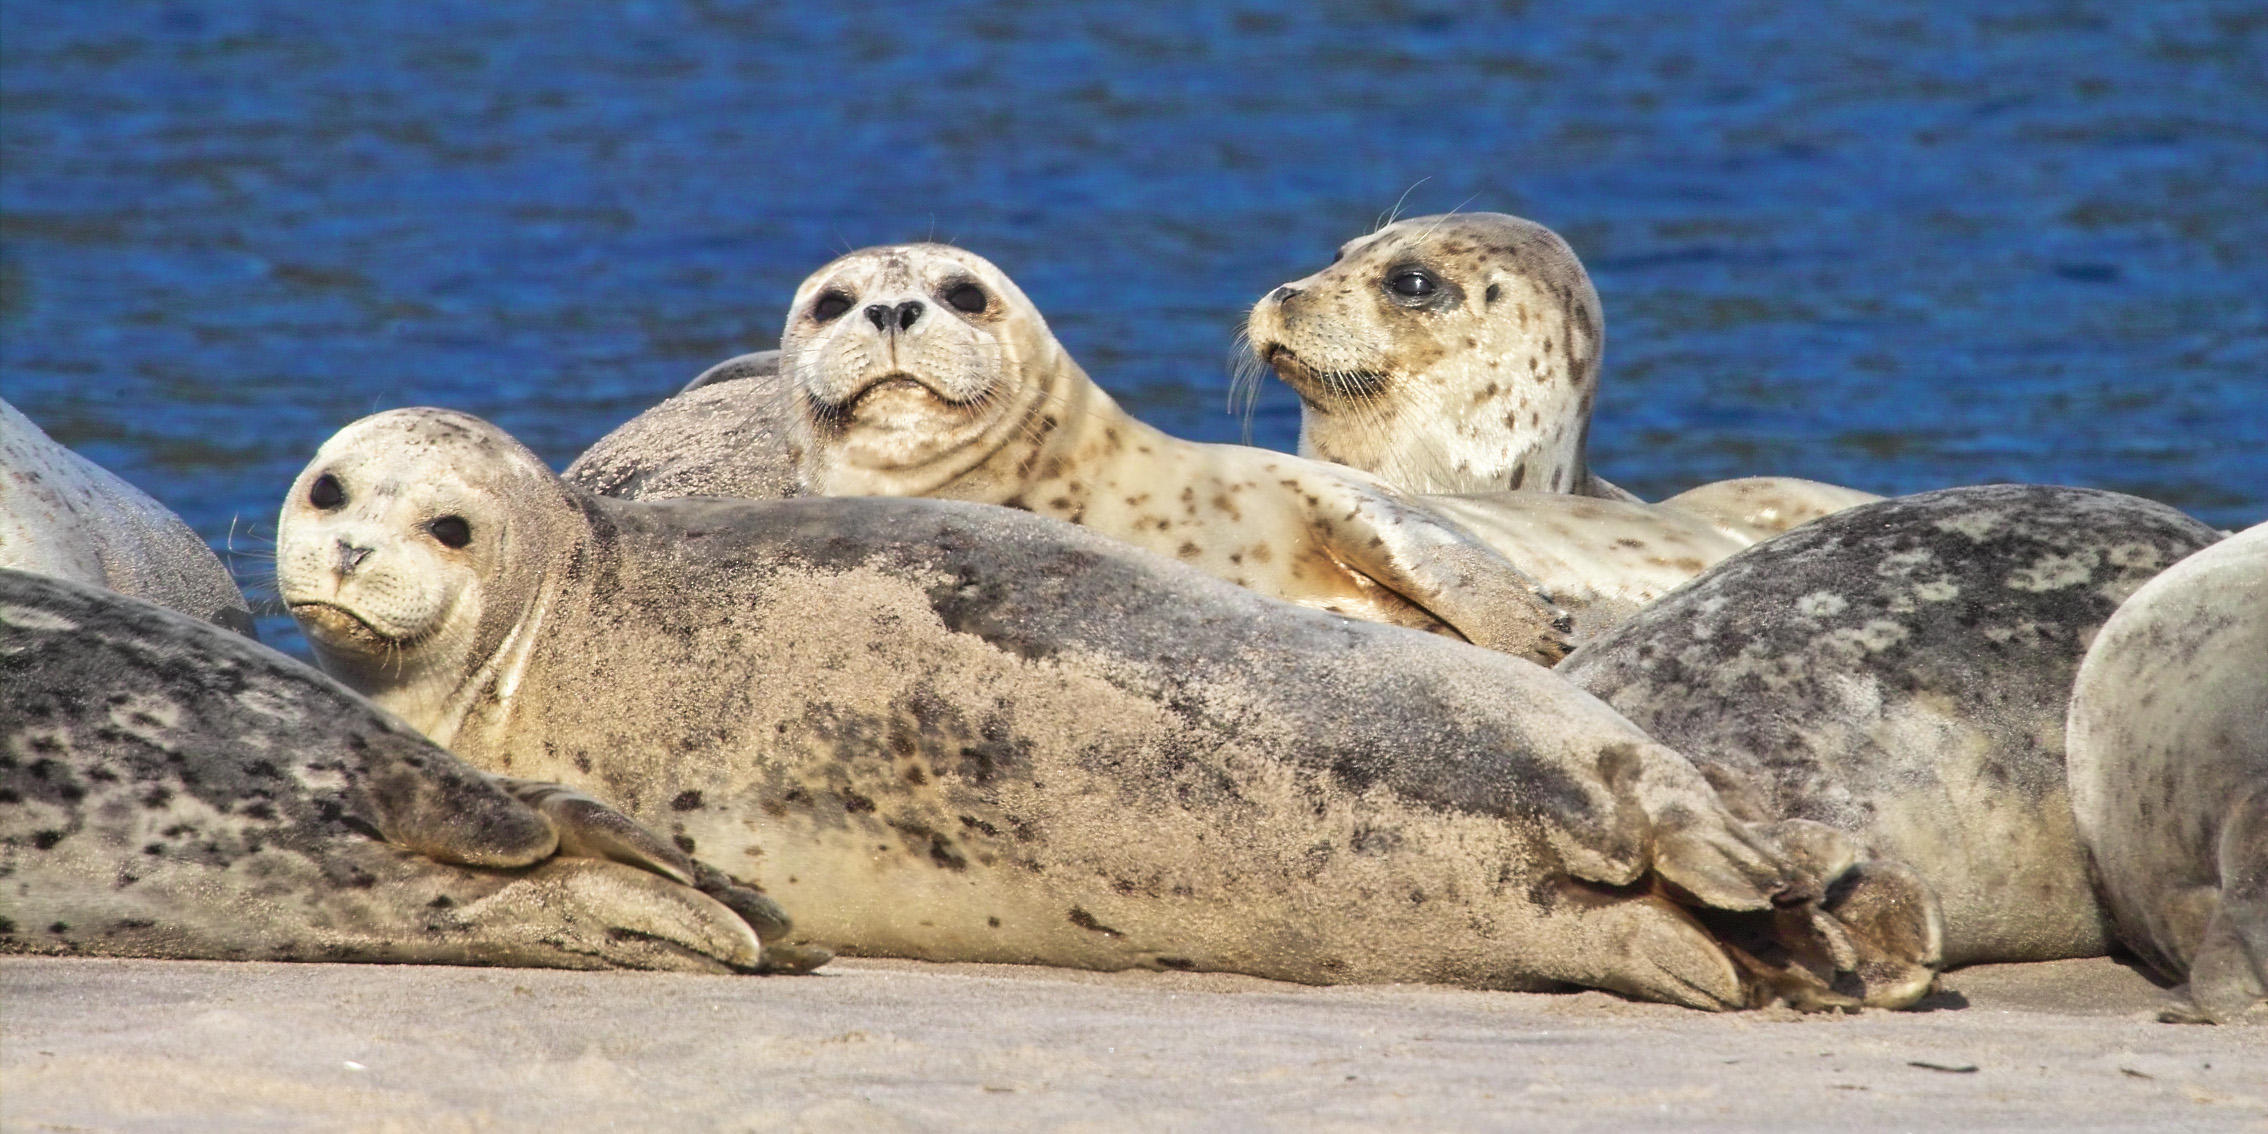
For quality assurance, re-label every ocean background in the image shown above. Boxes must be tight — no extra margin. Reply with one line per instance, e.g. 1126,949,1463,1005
4,0,2263,650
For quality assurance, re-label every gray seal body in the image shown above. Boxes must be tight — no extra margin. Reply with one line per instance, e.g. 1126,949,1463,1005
1561,485,2222,966
564,352,803,502
0,568,805,974
0,397,255,635
2068,522,2267,1023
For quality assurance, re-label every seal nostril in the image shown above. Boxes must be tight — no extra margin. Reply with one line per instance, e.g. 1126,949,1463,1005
895,300,924,330
865,304,891,330
1271,286,1300,303
336,540,372,575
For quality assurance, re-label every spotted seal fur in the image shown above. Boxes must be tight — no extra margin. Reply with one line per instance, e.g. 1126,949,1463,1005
1244,213,1881,533
274,406,1940,1010
0,568,822,974
1,397,255,635
779,243,1573,663
1559,485,2223,966
2067,522,2266,1024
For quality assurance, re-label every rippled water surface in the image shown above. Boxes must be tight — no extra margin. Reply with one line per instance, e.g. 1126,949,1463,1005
5,1,2264,645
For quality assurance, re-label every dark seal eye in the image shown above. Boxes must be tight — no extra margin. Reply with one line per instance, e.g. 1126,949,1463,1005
1387,270,1437,298
945,282,988,314
1331,249,1344,264
308,473,346,510
426,515,472,549
812,291,853,322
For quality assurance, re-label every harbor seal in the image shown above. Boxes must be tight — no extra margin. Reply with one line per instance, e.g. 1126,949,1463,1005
0,568,823,974
276,406,1939,1010
2067,522,2266,1024
1243,213,1881,531
779,243,1573,663
563,352,803,502
1559,485,2223,967
1,397,255,635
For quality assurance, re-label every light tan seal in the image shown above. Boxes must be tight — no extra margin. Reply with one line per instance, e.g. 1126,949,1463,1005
274,407,1940,1010
0,568,822,974
2068,521,2267,1024
1,396,255,635
779,243,1574,663
1244,212,1881,532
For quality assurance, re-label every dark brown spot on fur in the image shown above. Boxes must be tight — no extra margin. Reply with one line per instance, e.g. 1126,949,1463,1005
1067,907,1123,937
671,790,703,811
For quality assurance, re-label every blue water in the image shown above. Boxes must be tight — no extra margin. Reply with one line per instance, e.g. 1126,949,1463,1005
5,1,2265,648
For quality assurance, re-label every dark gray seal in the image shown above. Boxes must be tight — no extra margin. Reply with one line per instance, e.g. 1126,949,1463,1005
274,407,1940,1011
563,351,803,502
1560,485,2223,967
2068,522,2266,1024
1,396,255,636
0,568,823,974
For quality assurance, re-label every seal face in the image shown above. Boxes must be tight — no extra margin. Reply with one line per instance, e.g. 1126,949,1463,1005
1560,485,2223,966
277,408,1942,1011
2067,522,2268,1024
1245,214,1882,534
0,569,812,973
778,244,1576,664
1245,213,1620,499
0,396,255,636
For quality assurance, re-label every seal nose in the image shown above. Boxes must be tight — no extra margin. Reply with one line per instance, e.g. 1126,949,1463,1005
1270,285,1301,303
336,540,372,576
865,301,926,332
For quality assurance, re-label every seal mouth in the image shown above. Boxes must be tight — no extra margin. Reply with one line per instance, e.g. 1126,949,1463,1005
1262,343,1387,405
806,372,979,434
288,600,417,651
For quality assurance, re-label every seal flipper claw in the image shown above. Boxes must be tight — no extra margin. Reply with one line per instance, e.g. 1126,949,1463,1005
493,777,697,886
467,859,763,972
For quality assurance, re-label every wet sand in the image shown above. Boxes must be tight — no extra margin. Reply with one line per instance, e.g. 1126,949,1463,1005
3,954,2260,1131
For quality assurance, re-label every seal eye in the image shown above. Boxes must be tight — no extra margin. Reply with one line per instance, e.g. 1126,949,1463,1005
944,282,988,314
1387,270,1437,299
812,291,853,323
309,473,346,510
427,515,472,549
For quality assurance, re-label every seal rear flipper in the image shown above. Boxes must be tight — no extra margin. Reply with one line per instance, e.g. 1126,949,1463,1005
2170,794,2268,1024
455,858,764,972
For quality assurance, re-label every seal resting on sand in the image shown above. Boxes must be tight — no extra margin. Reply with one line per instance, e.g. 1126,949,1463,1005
275,407,1940,1010
2067,522,2267,1024
0,568,822,974
1560,485,2222,969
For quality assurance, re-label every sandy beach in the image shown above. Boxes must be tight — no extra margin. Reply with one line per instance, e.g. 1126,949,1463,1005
3,954,2259,1131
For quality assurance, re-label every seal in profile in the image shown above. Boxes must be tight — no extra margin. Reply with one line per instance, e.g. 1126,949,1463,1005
1559,485,2222,967
275,407,1940,1010
1244,213,1880,531
2067,522,2266,1024
1,397,255,635
0,569,821,974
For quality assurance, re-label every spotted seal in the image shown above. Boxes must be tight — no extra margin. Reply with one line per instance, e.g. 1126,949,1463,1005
779,243,1574,662
1243,213,1881,531
274,407,1939,1010
1559,485,2223,967
1,397,255,635
563,352,803,502
0,568,824,974
2067,522,2266,1024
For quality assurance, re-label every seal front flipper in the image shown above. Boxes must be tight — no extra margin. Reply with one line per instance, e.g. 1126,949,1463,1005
492,775,831,974
1310,476,1576,665
2169,791,2267,1024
